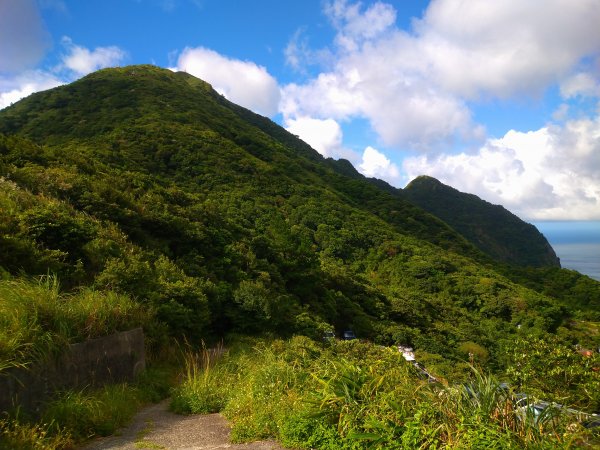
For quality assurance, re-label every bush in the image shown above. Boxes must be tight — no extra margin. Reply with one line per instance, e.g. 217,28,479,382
0,364,173,449
172,337,597,449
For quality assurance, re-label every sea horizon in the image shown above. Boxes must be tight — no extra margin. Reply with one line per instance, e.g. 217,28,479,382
533,221,600,281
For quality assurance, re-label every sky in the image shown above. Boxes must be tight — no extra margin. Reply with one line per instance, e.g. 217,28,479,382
1,0,600,221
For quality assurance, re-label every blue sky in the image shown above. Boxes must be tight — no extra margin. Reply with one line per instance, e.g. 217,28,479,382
1,0,600,221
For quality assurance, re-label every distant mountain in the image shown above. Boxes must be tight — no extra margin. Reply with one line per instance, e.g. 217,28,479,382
402,175,560,267
0,65,594,368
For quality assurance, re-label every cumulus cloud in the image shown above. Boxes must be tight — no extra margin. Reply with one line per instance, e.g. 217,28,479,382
417,0,600,99
324,0,396,52
0,38,127,110
403,117,600,220
280,0,482,149
281,0,600,149
61,37,127,76
358,146,401,185
174,47,280,116
279,0,600,219
560,72,600,99
284,30,307,71
283,115,400,185
284,116,356,160
284,28,333,72
0,0,50,72
281,71,364,121
0,70,63,109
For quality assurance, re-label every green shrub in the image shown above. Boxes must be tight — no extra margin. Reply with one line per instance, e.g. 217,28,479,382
173,337,597,449
42,384,140,439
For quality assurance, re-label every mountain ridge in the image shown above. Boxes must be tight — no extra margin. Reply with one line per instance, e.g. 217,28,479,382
0,65,482,258
402,175,560,267
0,65,559,270
0,65,596,368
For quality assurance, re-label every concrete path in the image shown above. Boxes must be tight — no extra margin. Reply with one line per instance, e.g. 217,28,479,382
82,399,286,450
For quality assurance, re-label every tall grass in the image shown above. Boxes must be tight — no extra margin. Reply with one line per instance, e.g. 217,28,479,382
170,341,227,414
0,275,164,449
43,384,141,439
0,276,58,372
173,337,598,449
0,416,75,450
0,275,150,372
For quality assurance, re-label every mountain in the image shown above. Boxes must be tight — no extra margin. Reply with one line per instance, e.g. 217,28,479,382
0,65,597,372
402,175,560,268
322,159,559,269
0,65,478,258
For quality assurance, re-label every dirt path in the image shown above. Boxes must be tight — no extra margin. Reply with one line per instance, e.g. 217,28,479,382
82,399,286,450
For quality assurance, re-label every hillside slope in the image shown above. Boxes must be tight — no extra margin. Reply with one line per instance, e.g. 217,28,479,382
0,65,596,373
403,175,560,267
0,66,478,254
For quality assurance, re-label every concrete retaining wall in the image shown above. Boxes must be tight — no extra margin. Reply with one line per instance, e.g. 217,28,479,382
0,328,145,415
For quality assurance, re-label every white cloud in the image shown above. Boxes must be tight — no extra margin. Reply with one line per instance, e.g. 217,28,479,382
552,103,570,122
281,0,600,150
284,30,306,71
284,116,361,164
325,0,396,52
560,72,600,99
284,28,333,72
280,71,364,121
0,70,63,109
0,0,50,72
0,38,126,110
279,0,600,220
174,47,280,116
61,37,127,76
286,116,340,157
417,0,600,99
403,117,600,220
358,146,401,185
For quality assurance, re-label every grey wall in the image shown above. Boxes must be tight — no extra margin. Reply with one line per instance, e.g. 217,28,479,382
0,328,145,416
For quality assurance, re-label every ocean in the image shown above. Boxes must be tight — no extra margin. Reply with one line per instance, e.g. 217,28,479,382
533,221,600,281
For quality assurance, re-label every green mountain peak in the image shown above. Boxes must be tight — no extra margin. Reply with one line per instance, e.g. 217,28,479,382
403,174,560,267
0,65,596,372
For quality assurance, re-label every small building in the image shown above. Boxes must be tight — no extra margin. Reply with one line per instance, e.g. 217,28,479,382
398,345,416,361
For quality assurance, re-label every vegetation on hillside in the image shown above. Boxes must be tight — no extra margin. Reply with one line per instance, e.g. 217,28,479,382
1,128,595,370
402,175,560,267
0,65,598,448
171,337,600,449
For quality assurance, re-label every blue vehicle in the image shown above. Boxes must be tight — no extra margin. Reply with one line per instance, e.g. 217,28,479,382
342,330,356,340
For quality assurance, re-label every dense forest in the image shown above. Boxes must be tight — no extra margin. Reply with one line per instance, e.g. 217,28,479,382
402,175,560,267
0,65,599,448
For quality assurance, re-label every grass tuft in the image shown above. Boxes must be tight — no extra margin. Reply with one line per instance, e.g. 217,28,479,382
170,341,227,414
0,416,74,450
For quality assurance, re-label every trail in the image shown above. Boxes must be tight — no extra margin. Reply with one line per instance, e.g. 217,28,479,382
81,399,285,450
